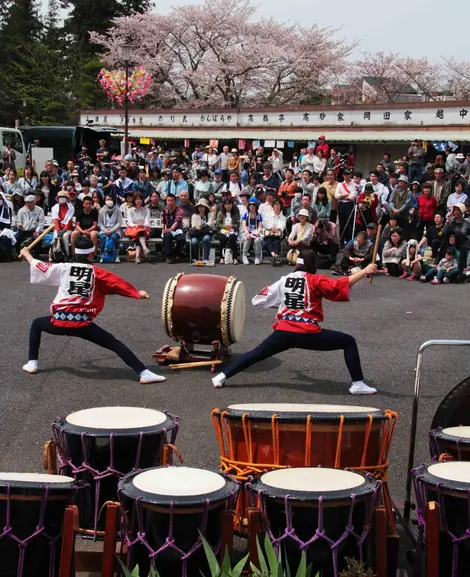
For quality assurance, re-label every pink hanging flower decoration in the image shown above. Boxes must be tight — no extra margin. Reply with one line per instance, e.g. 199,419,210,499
98,66,152,106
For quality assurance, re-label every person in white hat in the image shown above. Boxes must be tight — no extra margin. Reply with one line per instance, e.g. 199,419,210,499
189,197,215,260
16,194,45,256
212,249,378,395
287,208,314,257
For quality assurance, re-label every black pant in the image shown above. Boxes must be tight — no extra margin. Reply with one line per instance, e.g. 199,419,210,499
163,231,185,258
338,202,354,244
265,236,282,255
29,316,146,374
16,229,40,256
223,329,364,382
385,262,401,277
311,238,338,263
330,209,338,225
217,233,238,259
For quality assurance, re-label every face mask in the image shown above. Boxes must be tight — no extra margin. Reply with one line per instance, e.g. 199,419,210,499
105,200,114,208
59,197,67,204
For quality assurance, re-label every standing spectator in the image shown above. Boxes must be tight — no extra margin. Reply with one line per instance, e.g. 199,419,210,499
203,147,219,170
313,149,327,177
369,171,387,213
263,198,286,266
268,148,283,179
289,153,301,176
408,181,421,239
430,168,451,215
0,187,14,261
228,149,240,175
96,139,109,163
126,193,150,264
292,194,317,224
219,146,230,181
420,163,435,185
376,164,389,185
240,162,251,186
191,145,203,162
71,196,99,257
300,146,316,173
16,195,45,256
323,169,339,224
443,204,469,272
298,147,307,163
380,153,395,174
216,196,240,264
226,171,243,201
244,173,258,196
2,141,16,170
312,186,331,218
76,145,90,169
355,183,378,232
61,160,75,184
278,168,297,215
256,162,281,193
193,169,213,202
162,194,185,264
416,182,438,239
316,136,329,158
98,194,122,263
211,169,226,199
113,166,134,203
407,139,425,182
335,168,357,245
446,179,468,216
166,167,188,199
382,228,407,276
190,198,214,261
19,166,37,196
254,146,266,174
389,176,412,232
241,197,263,265
259,190,275,219
326,148,340,176
132,167,155,199
299,169,317,200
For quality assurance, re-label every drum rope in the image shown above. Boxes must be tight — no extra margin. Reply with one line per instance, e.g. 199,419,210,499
211,410,227,458
271,414,280,466
222,411,235,461
360,415,373,467
242,413,253,463
334,416,345,468
305,415,312,467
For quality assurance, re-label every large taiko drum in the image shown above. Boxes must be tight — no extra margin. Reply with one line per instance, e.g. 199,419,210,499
0,472,79,577
118,466,239,577
247,467,381,576
162,273,245,346
429,426,470,461
413,461,470,577
52,406,179,536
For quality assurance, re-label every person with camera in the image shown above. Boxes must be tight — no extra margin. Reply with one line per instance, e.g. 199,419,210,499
278,168,298,215
190,197,215,261
334,168,357,246
263,198,286,266
310,212,339,268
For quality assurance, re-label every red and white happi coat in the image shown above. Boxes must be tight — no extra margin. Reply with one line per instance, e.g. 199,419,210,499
30,259,141,328
253,271,350,334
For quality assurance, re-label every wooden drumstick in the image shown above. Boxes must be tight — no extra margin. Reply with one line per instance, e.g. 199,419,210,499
170,360,223,370
368,223,383,285
18,224,55,257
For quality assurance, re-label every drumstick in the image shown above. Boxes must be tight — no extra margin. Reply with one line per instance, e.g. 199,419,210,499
368,224,383,285
18,224,55,258
170,360,223,370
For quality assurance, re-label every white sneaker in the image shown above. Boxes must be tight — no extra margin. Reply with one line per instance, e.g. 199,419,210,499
212,372,227,388
139,369,166,384
242,255,250,265
349,382,377,395
114,256,120,263
443,277,450,284
254,258,261,265
23,360,38,374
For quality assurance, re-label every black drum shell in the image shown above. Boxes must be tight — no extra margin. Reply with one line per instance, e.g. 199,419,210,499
429,428,470,461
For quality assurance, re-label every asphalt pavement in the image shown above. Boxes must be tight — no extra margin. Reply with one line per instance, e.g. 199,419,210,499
0,259,469,507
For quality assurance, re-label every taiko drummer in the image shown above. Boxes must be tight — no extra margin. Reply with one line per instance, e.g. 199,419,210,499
20,236,165,384
213,249,378,395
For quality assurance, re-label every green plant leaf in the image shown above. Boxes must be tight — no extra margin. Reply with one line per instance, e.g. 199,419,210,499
149,567,160,577
231,553,249,577
255,535,269,575
221,547,231,574
250,561,261,576
263,533,279,575
199,532,220,577
294,552,307,577
131,565,140,577
116,557,133,577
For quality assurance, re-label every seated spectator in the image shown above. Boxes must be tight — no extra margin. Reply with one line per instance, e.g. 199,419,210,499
446,179,468,216
425,247,459,284
15,194,45,257
256,162,281,194
66,188,82,213
216,196,240,264
443,203,469,273
148,191,164,238
310,211,339,268
193,169,213,202
113,166,134,203
19,165,37,196
52,190,74,258
0,187,15,261
238,190,249,219
382,227,406,276
259,190,275,219
408,181,421,239
162,193,185,264
3,168,23,198
132,167,155,199
263,198,286,266
156,169,170,197
388,176,412,233
312,186,331,219
91,190,103,211
190,198,215,261
226,170,242,201
178,189,195,234
206,192,218,219
126,193,150,264
399,239,419,280
292,193,317,224
71,195,99,257
334,230,372,275
355,183,378,232
212,169,226,199
416,182,437,240
9,190,24,226
98,194,122,263
241,197,263,265
240,162,251,186
287,208,314,264
418,212,445,260
120,190,135,222
34,189,47,214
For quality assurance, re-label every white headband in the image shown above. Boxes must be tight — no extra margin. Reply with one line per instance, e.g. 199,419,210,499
75,247,95,255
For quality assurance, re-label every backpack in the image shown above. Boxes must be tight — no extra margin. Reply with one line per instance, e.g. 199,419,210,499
49,237,65,263
223,248,233,264
102,235,117,263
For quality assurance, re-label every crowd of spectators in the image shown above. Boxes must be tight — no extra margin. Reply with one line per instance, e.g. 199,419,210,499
0,137,468,283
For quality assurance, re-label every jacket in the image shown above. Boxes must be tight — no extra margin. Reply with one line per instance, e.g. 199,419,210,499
191,211,215,232
389,188,412,213
417,194,437,222
382,240,406,264
288,222,314,245
215,209,240,231
98,206,123,234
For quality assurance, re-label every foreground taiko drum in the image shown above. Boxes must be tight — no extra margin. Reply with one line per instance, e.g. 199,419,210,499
212,403,397,532
162,273,245,346
429,426,470,461
413,461,470,577
247,467,381,577
0,472,79,577
118,466,239,577
52,406,179,535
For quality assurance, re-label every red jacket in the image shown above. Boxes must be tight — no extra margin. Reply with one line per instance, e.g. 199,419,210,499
417,194,437,222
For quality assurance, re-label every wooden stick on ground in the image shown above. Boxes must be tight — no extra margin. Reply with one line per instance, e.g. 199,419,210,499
18,223,55,258
368,223,383,285
170,360,223,370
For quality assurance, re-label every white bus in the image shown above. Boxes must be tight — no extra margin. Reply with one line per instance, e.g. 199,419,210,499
0,127,26,169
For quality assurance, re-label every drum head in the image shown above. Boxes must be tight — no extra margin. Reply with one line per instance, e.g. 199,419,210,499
250,467,378,502
119,466,239,506
441,426,470,439
224,279,246,344
427,462,470,484
0,472,76,489
226,403,382,421
66,407,166,429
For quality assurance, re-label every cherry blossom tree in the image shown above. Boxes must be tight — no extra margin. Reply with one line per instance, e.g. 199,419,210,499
442,58,470,100
92,0,354,107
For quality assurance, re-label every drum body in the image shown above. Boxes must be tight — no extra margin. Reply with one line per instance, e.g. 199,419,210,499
118,466,239,577
162,273,245,346
413,462,470,577
53,406,179,534
429,426,470,461
0,473,78,577
247,467,381,577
